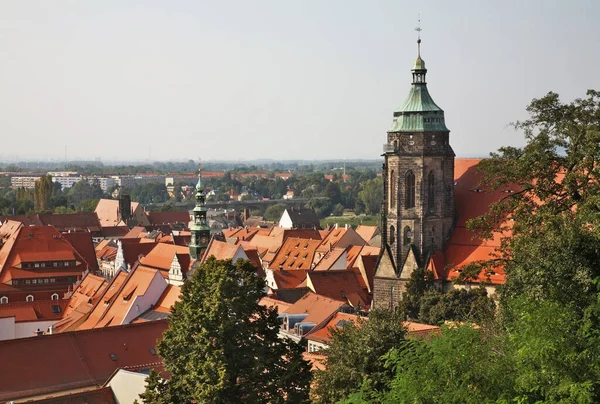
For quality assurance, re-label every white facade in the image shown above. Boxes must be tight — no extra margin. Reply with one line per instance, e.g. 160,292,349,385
121,271,168,325
105,369,149,404
10,176,41,189
0,316,57,341
279,210,294,229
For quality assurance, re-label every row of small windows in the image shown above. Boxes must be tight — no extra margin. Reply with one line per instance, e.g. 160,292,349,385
390,170,434,210
21,260,75,269
0,293,59,304
11,276,76,286
424,117,443,123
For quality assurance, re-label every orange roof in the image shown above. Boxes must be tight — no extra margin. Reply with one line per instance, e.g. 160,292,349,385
282,292,345,325
271,269,309,289
268,238,321,270
95,199,149,227
123,226,147,239
305,312,361,345
154,284,181,313
0,223,90,285
258,296,292,314
0,320,167,402
404,321,441,338
146,211,190,225
0,299,68,322
307,270,369,307
83,265,163,329
346,245,380,269
355,225,379,243
313,247,346,270
54,274,109,333
200,240,242,263
78,271,129,330
63,231,99,272
139,243,188,272
429,158,512,284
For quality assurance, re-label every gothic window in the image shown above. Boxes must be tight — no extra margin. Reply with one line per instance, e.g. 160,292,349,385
404,227,412,245
405,171,415,208
390,170,396,208
389,225,396,245
428,171,435,211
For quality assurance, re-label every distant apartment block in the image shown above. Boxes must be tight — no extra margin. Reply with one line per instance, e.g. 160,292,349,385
10,176,41,189
111,175,166,188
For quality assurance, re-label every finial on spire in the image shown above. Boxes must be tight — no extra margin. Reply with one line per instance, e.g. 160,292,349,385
415,14,422,56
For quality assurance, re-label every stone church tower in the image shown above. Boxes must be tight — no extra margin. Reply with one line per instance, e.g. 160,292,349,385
189,171,211,260
373,37,455,310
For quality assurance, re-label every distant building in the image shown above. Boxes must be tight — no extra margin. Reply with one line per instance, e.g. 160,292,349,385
279,207,320,230
10,176,41,189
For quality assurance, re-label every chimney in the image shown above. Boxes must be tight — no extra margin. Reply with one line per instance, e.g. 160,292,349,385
34,329,44,337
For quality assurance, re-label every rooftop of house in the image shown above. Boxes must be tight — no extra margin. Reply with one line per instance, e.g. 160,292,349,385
307,270,369,308
355,225,380,243
305,312,362,345
200,239,243,264
281,292,346,325
0,222,90,285
313,247,346,270
0,213,103,234
146,211,190,226
268,237,322,271
282,207,320,228
0,319,167,402
0,298,69,322
258,296,293,314
138,243,189,273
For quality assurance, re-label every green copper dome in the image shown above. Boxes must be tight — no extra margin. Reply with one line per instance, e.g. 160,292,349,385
388,42,449,133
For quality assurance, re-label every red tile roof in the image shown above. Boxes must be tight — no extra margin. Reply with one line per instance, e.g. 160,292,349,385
139,243,189,273
26,386,117,404
305,312,361,345
282,292,346,325
306,270,370,308
154,284,181,313
0,298,69,322
63,231,100,272
355,225,380,243
268,238,321,270
0,320,166,402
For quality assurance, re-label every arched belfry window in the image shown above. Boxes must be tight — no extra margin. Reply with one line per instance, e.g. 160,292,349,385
389,225,396,245
428,171,435,211
404,226,412,245
390,170,396,208
405,171,416,209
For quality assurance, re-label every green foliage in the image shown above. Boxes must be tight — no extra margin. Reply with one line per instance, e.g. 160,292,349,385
331,203,344,217
418,288,496,326
311,310,406,403
306,197,333,219
34,175,54,212
158,202,176,212
142,257,311,403
78,199,99,212
357,178,383,215
68,179,104,208
264,203,287,222
129,183,169,204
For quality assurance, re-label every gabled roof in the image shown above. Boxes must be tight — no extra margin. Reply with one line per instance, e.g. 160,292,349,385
120,241,160,269
0,298,69,322
258,296,293,314
268,237,321,271
305,312,361,345
313,247,346,270
282,207,320,229
270,269,309,289
100,226,130,238
355,225,380,243
54,274,109,333
282,292,345,325
0,223,90,284
63,231,100,272
200,239,244,264
138,243,188,273
0,320,166,402
28,385,118,403
0,213,103,234
346,245,380,269
153,284,181,314
306,270,369,308
95,199,150,227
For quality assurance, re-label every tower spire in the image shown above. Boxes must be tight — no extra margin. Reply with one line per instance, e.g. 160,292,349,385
189,159,210,260
415,14,422,57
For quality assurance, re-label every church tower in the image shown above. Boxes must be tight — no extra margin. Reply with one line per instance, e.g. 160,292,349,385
189,170,211,260
374,34,455,310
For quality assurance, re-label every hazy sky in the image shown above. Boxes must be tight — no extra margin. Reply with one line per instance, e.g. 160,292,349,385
0,1,598,162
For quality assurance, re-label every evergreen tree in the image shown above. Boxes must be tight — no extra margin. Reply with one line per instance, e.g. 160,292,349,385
140,257,311,403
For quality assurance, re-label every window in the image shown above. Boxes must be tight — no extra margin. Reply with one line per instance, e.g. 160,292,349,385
389,225,396,245
428,171,435,211
404,227,412,245
44,278,49,284
51,293,59,301
26,295,34,302
405,171,416,208
51,305,61,314
390,170,396,208
25,279,31,285
34,263,40,268
110,353,118,361
0,296,7,304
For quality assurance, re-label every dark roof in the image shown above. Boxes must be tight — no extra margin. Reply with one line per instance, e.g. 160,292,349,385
285,207,320,229
26,386,117,404
100,226,130,238
121,242,160,269
63,231,100,272
0,320,167,402
146,211,190,226
0,213,103,234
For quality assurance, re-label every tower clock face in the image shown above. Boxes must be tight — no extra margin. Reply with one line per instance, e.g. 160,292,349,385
200,235,209,245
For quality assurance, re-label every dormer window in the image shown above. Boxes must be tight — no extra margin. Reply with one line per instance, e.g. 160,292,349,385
0,296,7,304
26,295,34,302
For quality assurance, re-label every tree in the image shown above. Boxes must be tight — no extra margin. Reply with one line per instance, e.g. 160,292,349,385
68,180,103,208
78,199,99,212
311,310,406,403
306,197,333,219
264,203,287,222
418,288,496,326
34,175,54,212
141,257,311,403
331,203,344,217
357,178,383,216
324,182,342,206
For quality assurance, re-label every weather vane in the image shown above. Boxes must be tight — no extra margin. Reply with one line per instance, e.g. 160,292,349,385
415,14,422,55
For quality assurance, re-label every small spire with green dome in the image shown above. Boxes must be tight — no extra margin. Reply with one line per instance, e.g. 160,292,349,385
189,162,211,260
